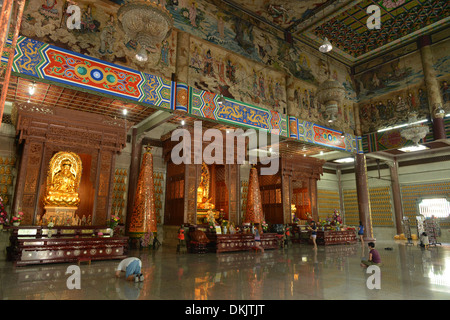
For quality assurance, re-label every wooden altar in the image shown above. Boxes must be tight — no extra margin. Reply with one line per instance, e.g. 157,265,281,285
7,225,128,266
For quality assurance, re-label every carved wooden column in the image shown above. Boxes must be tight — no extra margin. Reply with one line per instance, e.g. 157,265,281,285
355,153,375,241
418,35,446,140
309,177,319,222
281,159,293,224
225,164,240,225
184,163,200,225
126,128,141,233
389,159,404,235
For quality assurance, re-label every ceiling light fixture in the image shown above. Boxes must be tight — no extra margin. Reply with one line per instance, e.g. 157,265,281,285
181,120,185,126
334,157,354,163
135,48,148,62
398,145,429,153
122,109,128,116
218,94,226,105
117,0,173,62
29,83,36,95
319,37,333,53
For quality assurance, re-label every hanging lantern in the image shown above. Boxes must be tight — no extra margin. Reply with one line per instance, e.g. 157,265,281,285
317,78,345,123
117,0,173,62
400,112,429,146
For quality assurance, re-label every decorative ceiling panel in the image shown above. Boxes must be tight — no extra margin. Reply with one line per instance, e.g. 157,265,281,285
312,0,449,58
222,0,329,29
6,75,155,125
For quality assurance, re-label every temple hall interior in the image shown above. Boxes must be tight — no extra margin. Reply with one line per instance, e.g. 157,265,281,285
0,0,449,301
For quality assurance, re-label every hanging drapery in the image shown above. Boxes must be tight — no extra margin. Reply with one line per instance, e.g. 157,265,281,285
244,166,263,224
128,146,157,237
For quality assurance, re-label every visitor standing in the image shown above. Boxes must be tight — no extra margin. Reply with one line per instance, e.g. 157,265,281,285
358,221,364,244
310,221,317,249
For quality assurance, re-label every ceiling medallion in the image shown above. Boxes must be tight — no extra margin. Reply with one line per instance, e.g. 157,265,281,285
400,112,429,146
117,0,174,62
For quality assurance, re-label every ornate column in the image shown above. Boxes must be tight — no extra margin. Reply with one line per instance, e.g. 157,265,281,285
128,147,157,238
225,164,240,225
184,163,199,225
389,159,403,235
244,166,263,224
418,35,446,140
355,153,375,241
126,128,141,233
309,177,319,222
354,102,375,241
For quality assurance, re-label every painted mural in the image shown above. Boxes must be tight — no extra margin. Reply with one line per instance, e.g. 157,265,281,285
358,83,429,133
234,0,327,30
189,37,286,114
355,38,450,134
354,51,424,102
20,0,177,80
432,39,450,112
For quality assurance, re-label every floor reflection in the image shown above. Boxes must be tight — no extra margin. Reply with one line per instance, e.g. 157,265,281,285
1,240,450,300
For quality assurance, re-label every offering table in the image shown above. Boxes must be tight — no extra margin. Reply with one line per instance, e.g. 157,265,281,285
310,229,357,246
7,226,128,266
212,233,279,253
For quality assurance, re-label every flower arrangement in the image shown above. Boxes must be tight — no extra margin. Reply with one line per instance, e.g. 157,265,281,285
47,221,54,229
109,215,120,229
12,211,24,225
261,220,269,232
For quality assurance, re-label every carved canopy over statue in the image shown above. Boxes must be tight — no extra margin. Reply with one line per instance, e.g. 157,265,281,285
44,151,82,207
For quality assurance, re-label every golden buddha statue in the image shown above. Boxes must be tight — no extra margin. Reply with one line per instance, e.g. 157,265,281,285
44,152,82,207
197,163,214,210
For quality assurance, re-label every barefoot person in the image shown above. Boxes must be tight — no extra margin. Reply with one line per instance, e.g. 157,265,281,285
360,242,382,268
115,257,144,282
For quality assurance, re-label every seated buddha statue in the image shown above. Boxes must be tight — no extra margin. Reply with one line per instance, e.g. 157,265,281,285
44,156,81,207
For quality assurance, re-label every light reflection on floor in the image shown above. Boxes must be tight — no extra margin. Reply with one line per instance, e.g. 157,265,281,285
1,240,450,300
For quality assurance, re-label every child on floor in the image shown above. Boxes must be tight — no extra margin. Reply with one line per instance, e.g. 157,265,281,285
360,242,382,268
420,232,430,250
115,257,144,282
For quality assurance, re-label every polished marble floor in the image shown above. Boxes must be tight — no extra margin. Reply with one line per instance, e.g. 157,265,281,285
1,239,450,300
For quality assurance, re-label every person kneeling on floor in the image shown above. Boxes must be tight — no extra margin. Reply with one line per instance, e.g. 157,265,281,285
115,257,144,282
360,242,382,268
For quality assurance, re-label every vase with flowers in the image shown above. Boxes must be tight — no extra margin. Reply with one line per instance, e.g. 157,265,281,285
109,215,120,236
12,211,24,227
261,220,269,233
